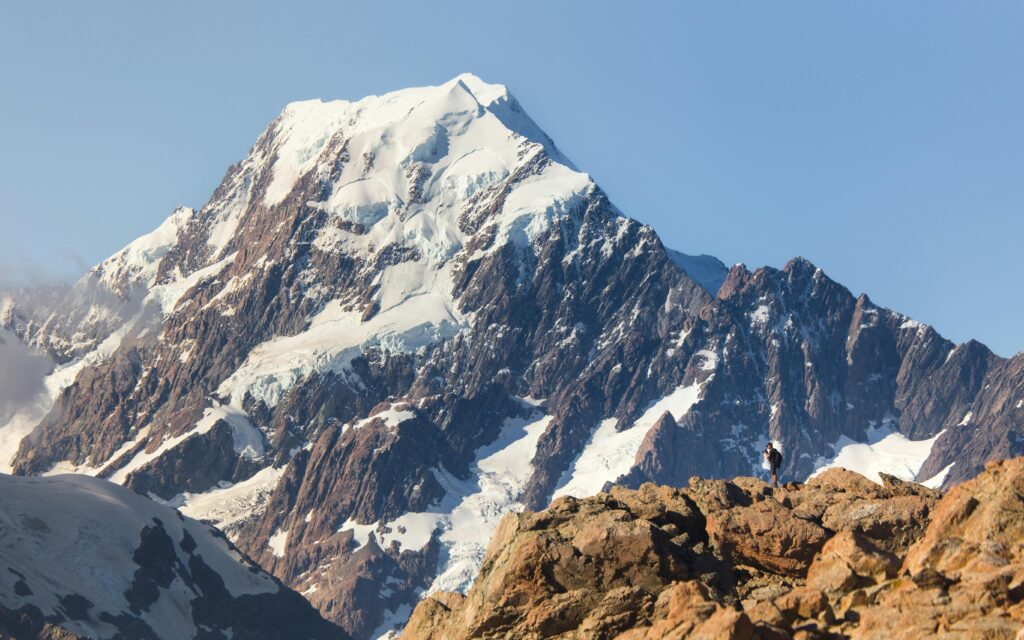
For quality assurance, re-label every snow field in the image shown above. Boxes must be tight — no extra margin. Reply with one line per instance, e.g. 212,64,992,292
812,423,950,488
552,380,706,500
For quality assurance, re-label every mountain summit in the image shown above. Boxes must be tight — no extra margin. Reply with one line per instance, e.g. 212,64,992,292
2,74,1021,639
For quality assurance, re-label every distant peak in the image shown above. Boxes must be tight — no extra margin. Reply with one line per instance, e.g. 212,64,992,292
783,256,818,274
445,72,509,107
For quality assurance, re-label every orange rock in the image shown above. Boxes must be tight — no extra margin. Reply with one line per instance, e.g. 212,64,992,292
404,459,1024,640
614,581,755,640
706,498,829,576
904,457,1024,579
806,531,898,597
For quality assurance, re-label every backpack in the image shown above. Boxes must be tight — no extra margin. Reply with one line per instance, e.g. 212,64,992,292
769,448,783,466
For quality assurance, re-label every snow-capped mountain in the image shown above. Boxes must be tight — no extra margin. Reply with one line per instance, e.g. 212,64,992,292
0,473,346,639
1,73,1021,638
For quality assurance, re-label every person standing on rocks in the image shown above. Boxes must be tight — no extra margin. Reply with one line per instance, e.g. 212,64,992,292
765,442,783,488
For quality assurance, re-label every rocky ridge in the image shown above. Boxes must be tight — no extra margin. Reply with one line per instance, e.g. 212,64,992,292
405,457,1024,639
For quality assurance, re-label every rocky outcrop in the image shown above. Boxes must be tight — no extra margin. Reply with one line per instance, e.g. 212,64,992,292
403,485,734,640
406,458,1024,639
707,498,830,577
854,456,1024,640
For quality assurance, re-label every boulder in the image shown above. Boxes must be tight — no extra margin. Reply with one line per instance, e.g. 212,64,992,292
790,468,937,555
805,468,885,498
686,477,756,514
706,499,829,576
820,495,933,555
878,473,939,499
614,581,756,640
904,457,1024,578
806,531,899,597
745,586,833,629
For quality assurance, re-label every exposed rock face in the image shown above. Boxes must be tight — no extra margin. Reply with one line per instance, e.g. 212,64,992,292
0,473,347,640
635,260,1024,490
0,74,1021,637
856,456,1024,640
408,459,1024,639
403,485,737,640
707,498,829,577
805,531,899,596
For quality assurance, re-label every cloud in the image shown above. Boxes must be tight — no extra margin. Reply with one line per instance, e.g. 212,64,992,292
0,329,54,425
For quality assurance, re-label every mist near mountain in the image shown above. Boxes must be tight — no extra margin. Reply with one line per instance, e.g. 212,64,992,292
0,329,51,424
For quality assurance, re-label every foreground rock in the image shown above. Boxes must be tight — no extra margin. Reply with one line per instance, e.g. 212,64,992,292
405,458,1024,639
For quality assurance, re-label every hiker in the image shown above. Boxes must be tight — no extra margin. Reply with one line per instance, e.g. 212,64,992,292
764,442,783,488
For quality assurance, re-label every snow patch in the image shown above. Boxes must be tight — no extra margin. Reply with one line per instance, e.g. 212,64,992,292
922,462,955,489
174,466,285,537
428,412,551,593
811,424,947,485
95,206,193,290
268,527,289,558
311,178,400,227
900,318,924,331
750,305,771,327
339,408,551,597
693,349,719,372
146,254,235,315
218,292,465,409
350,405,417,432
109,403,262,484
371,603,413,640
552,380,706,499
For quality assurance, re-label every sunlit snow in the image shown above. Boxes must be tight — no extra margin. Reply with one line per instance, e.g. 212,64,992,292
218,292,465,409
552,380,706,500
174,465,286,537
812,424,949,486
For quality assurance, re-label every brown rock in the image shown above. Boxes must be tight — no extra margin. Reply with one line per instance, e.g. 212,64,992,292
403,488,708,640
848,576,1024,640
577,586,654,639
842,458,1024,639
806,531,898,597
904,457,1024,579
607,483,708,544
401,592,463,640
789,468,937,555
614,581,755,640
707,498,829,576
878,472,939,499
804,467,885,499
407,461,1024,640
821,495,933,555
745,586,832,629
686,477,755,514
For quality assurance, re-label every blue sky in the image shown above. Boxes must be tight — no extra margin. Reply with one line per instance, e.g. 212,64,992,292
1,2,1021,355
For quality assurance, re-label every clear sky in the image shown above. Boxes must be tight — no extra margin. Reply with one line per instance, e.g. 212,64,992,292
1,2,1021,355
